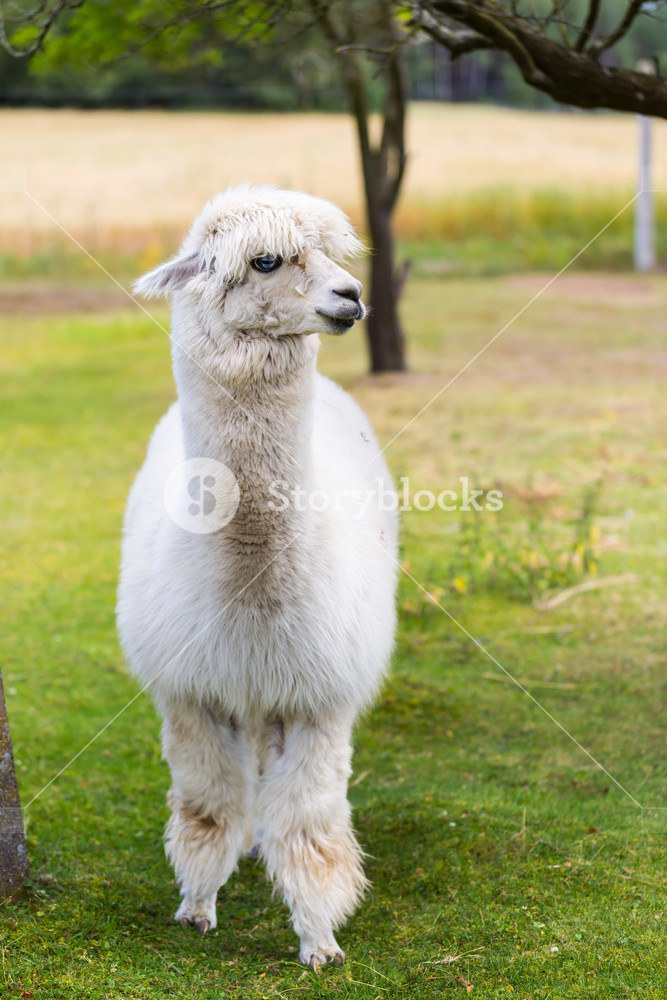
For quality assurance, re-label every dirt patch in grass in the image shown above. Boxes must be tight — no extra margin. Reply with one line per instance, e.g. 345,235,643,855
355,371,444,388
0,284,133,315
505,272,665,305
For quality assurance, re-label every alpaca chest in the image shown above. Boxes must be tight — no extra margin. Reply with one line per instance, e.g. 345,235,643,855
144,583,384,717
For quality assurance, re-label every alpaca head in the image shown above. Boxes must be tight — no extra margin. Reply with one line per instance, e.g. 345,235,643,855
134,185,366,338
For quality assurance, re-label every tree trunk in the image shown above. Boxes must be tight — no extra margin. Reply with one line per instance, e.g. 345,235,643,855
0,668,30,900
366,200,407,372
319,0,409,373
348,48,408,372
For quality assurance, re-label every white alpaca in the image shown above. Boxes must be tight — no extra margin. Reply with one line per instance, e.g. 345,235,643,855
117,185,398,968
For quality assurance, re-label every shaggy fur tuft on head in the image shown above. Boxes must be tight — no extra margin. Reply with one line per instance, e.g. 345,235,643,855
134,184,365,299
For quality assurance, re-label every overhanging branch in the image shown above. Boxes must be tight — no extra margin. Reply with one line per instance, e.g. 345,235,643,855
411,8,494,59
420,0,667,119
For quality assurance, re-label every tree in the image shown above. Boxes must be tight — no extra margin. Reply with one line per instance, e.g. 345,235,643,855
0,667,30,901
314,1,409,372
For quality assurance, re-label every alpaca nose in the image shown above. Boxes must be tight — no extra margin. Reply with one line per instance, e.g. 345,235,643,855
333,282,362,303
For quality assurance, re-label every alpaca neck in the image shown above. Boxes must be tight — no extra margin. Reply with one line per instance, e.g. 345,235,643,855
172,306,319,550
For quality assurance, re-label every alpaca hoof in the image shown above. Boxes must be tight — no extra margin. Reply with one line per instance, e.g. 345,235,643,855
175,896,217,933
301,940,345,969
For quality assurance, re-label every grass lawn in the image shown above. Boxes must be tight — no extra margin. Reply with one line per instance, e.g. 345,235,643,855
1,270,665,999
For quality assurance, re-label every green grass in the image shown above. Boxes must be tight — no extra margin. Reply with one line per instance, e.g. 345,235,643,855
1,273,665,998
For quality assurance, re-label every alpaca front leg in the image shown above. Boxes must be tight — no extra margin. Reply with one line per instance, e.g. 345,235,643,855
161,701,255,934
257,716,367,968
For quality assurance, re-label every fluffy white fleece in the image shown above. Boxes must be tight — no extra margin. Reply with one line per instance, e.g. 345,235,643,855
117,185,398,969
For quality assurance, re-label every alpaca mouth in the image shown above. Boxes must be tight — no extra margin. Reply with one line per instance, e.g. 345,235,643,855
316,306,364,335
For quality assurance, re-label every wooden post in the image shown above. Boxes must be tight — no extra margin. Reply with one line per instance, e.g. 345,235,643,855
634,114,655,272
0,668,30,899
635,60,656,273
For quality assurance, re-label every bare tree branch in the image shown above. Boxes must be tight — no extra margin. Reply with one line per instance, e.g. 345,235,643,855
591,0,644,57
550,0,572,48
574,0,599,53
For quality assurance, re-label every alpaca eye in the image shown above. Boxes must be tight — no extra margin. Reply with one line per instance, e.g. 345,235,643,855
250,255,283,273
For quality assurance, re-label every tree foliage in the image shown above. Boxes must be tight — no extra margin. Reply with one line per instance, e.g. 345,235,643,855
2,2,666,116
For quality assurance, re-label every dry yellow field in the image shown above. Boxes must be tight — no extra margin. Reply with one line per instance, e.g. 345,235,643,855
1,102,666,249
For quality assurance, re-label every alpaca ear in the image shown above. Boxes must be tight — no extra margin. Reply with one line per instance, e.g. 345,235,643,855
133,250,204,299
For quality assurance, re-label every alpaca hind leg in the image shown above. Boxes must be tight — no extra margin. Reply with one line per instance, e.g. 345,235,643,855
257,716,367,967
161,701,255,934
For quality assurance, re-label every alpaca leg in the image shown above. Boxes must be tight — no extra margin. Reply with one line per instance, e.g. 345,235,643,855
161,701,255,934
257,715,367,968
